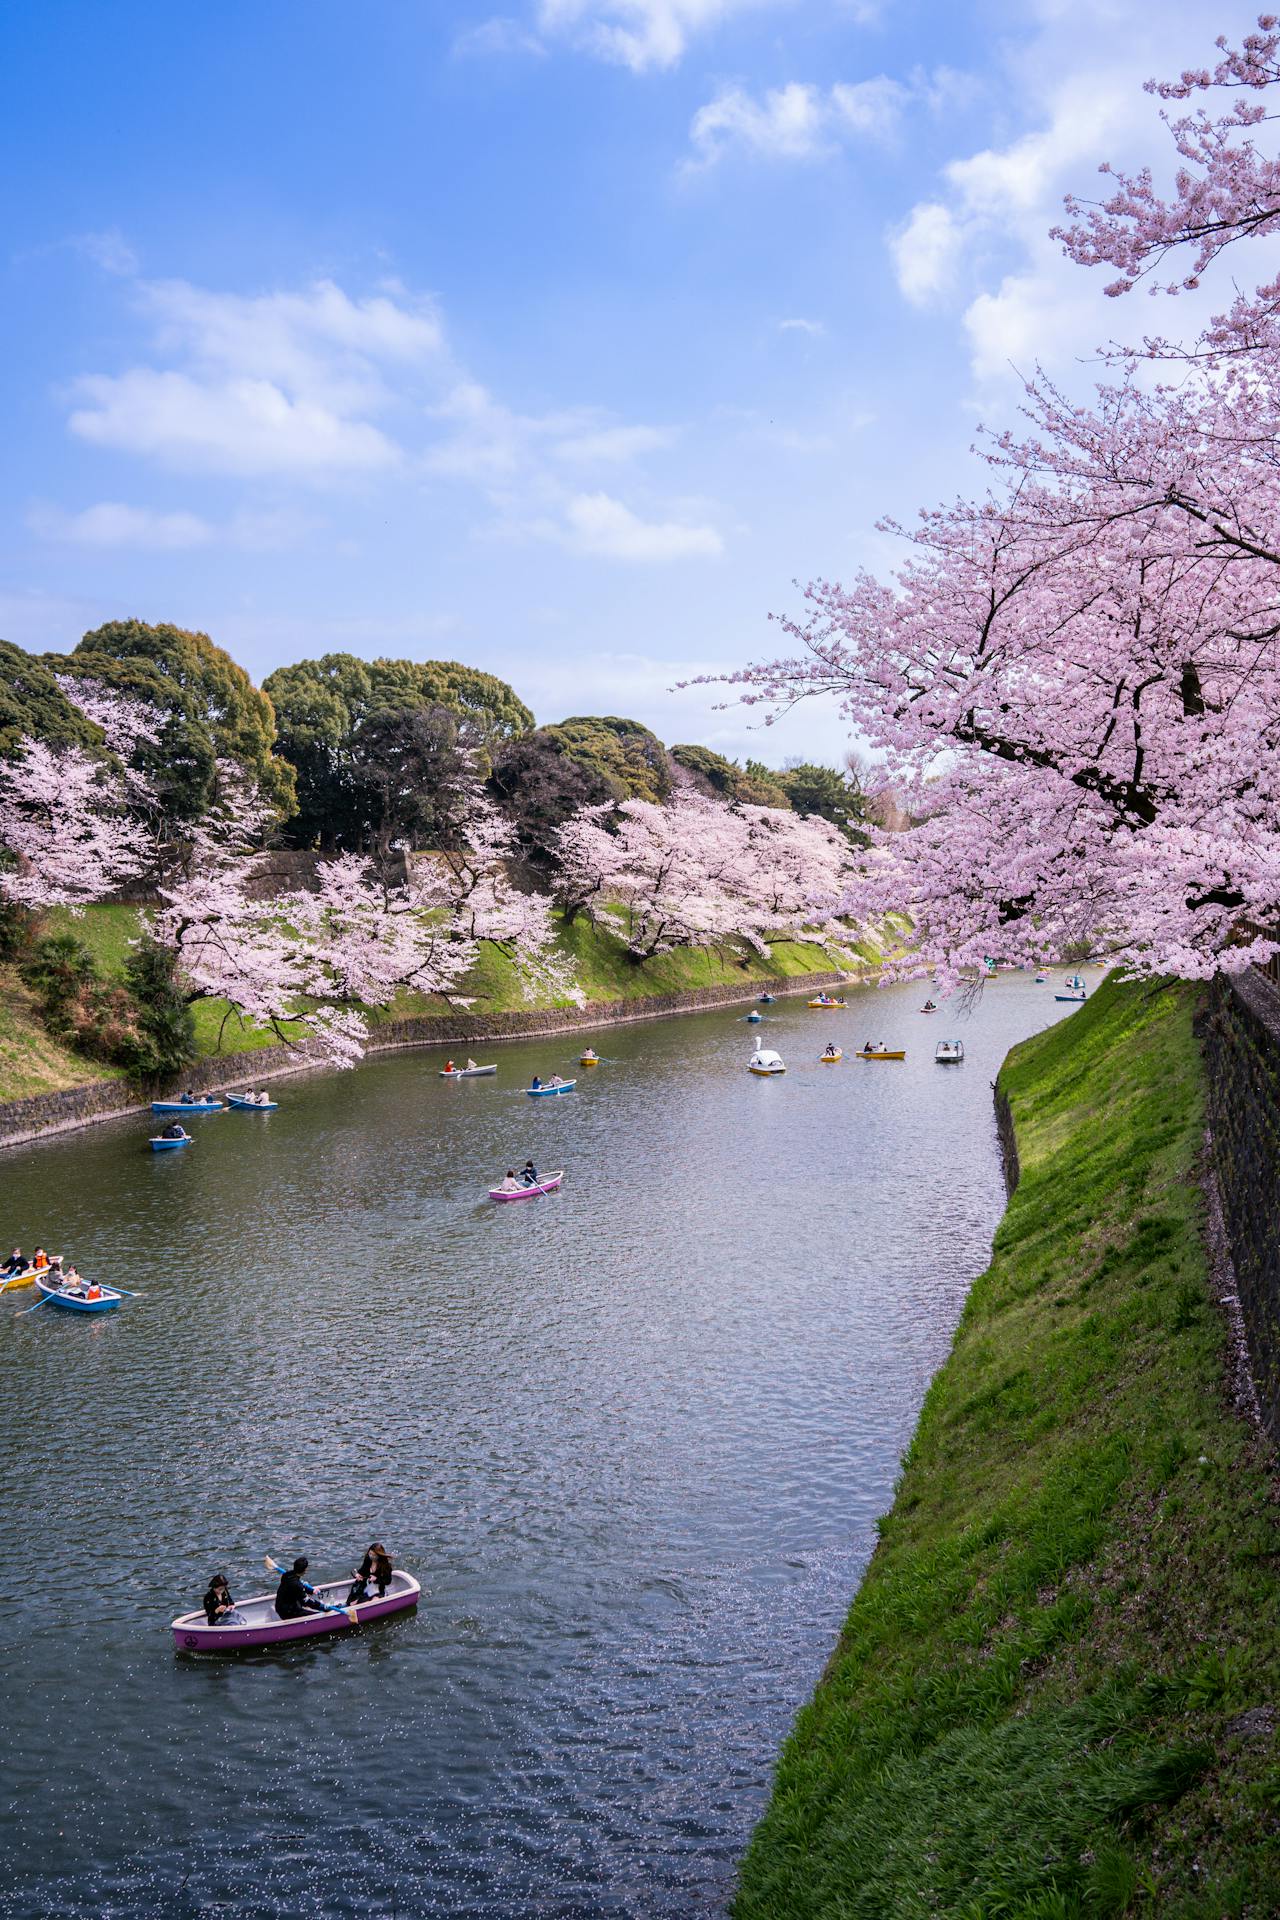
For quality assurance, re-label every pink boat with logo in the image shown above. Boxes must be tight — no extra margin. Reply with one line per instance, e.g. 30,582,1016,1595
171,1570,420,1652
488,1170,564,1202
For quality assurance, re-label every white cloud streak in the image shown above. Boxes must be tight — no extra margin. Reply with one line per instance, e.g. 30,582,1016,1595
688,74,908,167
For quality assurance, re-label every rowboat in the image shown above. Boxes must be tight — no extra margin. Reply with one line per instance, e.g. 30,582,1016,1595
919,1005,938,1014
746,1010,763,1023
151,1100,223,1114
438,1065,497,1080
172,1570,421,1653
856,1047,906,1060
819,1049,843,1063
749,1049,786,1076
0,1266,41,1292
808,997,847,1009
489,1170,565,1201
34,1275,122,1313
1055,991,1086,1004
759,993,776,1003
578,1054,600,1066
935,1040,965,1064
227,1094,279,1109
150,1134,192,1151
527,1080,576,1097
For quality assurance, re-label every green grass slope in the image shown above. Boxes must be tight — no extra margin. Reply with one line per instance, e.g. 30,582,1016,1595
0,971,124,1100
735,977,1280,1919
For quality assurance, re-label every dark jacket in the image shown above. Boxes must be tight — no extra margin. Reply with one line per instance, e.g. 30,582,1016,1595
203,1584,233,1625
275,1569,315,1619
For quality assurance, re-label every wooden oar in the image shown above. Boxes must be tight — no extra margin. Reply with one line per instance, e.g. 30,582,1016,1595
264,1556,358,1623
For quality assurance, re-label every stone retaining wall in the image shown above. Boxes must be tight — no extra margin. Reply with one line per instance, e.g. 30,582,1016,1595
0,968,846,1151
1198,969,1280,1448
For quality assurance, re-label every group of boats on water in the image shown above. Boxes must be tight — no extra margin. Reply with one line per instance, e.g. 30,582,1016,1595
149,1087,277,1150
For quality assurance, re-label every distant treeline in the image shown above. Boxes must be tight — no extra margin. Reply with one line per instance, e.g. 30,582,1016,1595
0,621,871,862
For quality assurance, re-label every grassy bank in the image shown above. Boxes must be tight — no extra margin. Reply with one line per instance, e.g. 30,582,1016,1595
0,903,855,1099
736,977,1280,1919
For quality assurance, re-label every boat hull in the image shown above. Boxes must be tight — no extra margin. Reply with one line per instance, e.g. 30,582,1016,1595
172,1572,421,1652
820,1052,842,1063
439,1066,497,1079
0,1267,41,1291
1054,994,1086,1003
856,1050,906,1061
149,1137,192,1151
807,1000,846,1009
527,1082,576,1096
151,1101,223,1114
35,1277,120,1313
489,1171,565,1201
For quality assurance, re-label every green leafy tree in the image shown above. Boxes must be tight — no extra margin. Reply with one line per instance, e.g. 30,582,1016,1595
264,653,533,847
542,716,672,804
777,761,869,842
67,620,296,816
670,744,791,808
488,729,616,863
0,641,101,757
121,937,197,1080
346,704,470,858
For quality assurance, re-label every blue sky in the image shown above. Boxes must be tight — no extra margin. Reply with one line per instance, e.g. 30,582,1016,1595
0,0,1262,764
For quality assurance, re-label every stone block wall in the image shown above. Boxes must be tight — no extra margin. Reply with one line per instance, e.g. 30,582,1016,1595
1199,969,1280,1447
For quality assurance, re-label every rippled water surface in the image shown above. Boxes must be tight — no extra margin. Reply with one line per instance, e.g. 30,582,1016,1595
0,973,1091,1918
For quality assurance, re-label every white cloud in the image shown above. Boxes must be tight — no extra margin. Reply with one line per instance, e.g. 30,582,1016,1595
74,229,139,276
28,500,214,550
688,74,907,167
890,201,963,306
561,492,723,560
453,15,546,56
778,317,825,336
536,0,767,72
27,499,311,552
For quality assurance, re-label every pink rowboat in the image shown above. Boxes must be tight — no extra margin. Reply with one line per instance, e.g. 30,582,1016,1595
488,1170,564,1202
171,1570,420,1652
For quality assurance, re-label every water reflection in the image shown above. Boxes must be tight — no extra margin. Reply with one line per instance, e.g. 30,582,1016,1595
0,972,1090,1917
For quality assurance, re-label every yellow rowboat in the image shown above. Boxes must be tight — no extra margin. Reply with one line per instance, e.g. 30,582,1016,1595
819,1050,843,1063
578,1054,600,1067
856,1048,906,1061
0,1267,42,1292
808,998,847,1009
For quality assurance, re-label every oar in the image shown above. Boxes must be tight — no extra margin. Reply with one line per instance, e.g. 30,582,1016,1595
264,1556,358,1623
16,1294,53,1315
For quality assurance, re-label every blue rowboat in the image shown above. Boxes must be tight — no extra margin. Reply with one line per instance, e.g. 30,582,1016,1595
151,1099,223,1114
1055,991,1086,1003
226,1095,278,1110
35,1275,122,1313
746,1011,763,1023
150,1133,192,1152
526,1080,576,1097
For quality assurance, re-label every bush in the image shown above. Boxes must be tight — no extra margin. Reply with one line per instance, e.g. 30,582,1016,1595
120,938,196,1080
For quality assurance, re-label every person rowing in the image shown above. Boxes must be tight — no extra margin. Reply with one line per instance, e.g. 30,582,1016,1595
161,1123,189,1141
823,1042,839,1058
2,1249,25,1277
521,1159,539,1187
274,1556,326,1619
180,1089,197,1103
465,1057,478,1071
581,1047,598,1062
923,999,936,1011
547,1074,564,1089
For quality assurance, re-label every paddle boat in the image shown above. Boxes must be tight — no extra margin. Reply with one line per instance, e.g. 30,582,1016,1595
578,1050,600,1067
151,1098,224,1115
935,1039,965,1064
438,1064,497,1080
820,1047,843,1063
227,1093,279,1109
856,1043,906,1060
34,1274,122,1313
808,995,847,1009
527,1078,576,1097
748,1048,786,1076
171,1569,421,1653
150,1130,193,1151
489,1170,565,1201
1065,973,1086,991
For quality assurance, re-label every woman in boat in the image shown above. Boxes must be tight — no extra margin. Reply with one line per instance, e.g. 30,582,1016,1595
529,1076,542,1091
445,1059,455,1074
275,1556,325,1619
581,1048,598,1062
203,1574,239,1626
498,1169,521,1192
346,1542,393,1604
31,1248,48,1271
60,1265,85,1293
465,1058,478,1071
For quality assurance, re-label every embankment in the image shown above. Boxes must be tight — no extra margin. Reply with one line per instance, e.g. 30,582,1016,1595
735,976,1280,1918
0,961,846,1150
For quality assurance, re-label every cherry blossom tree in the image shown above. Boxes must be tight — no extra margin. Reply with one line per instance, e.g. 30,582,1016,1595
711,15,1280,987
553,788,856,961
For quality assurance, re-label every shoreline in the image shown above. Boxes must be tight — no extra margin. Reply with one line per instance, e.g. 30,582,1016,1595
0,965,850,1152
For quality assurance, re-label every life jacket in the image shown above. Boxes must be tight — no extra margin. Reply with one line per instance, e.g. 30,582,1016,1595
33,1253,48,1270
86,1284,102,1301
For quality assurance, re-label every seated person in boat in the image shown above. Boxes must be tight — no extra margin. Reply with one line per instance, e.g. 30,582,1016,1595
60,1265,85,1293
529,1076,541,1091
825,1042,838,1056
2,1248,25,1276
180,1090,197,1104
547,1074,564,1088
84,1282,102,1301
275,1556,326,1619
346,1542,393,1604
521,1160,539,1186
203,1574,240,1626
161,1123,188,1140
581,1048,597,1061
32,1247,49,1271
498,1169,521,1192
466,1058,478,1071
445,1059,455,1073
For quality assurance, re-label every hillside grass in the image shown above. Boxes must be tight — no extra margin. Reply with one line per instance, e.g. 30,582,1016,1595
735,976,1280,1919
0,903,853,1095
